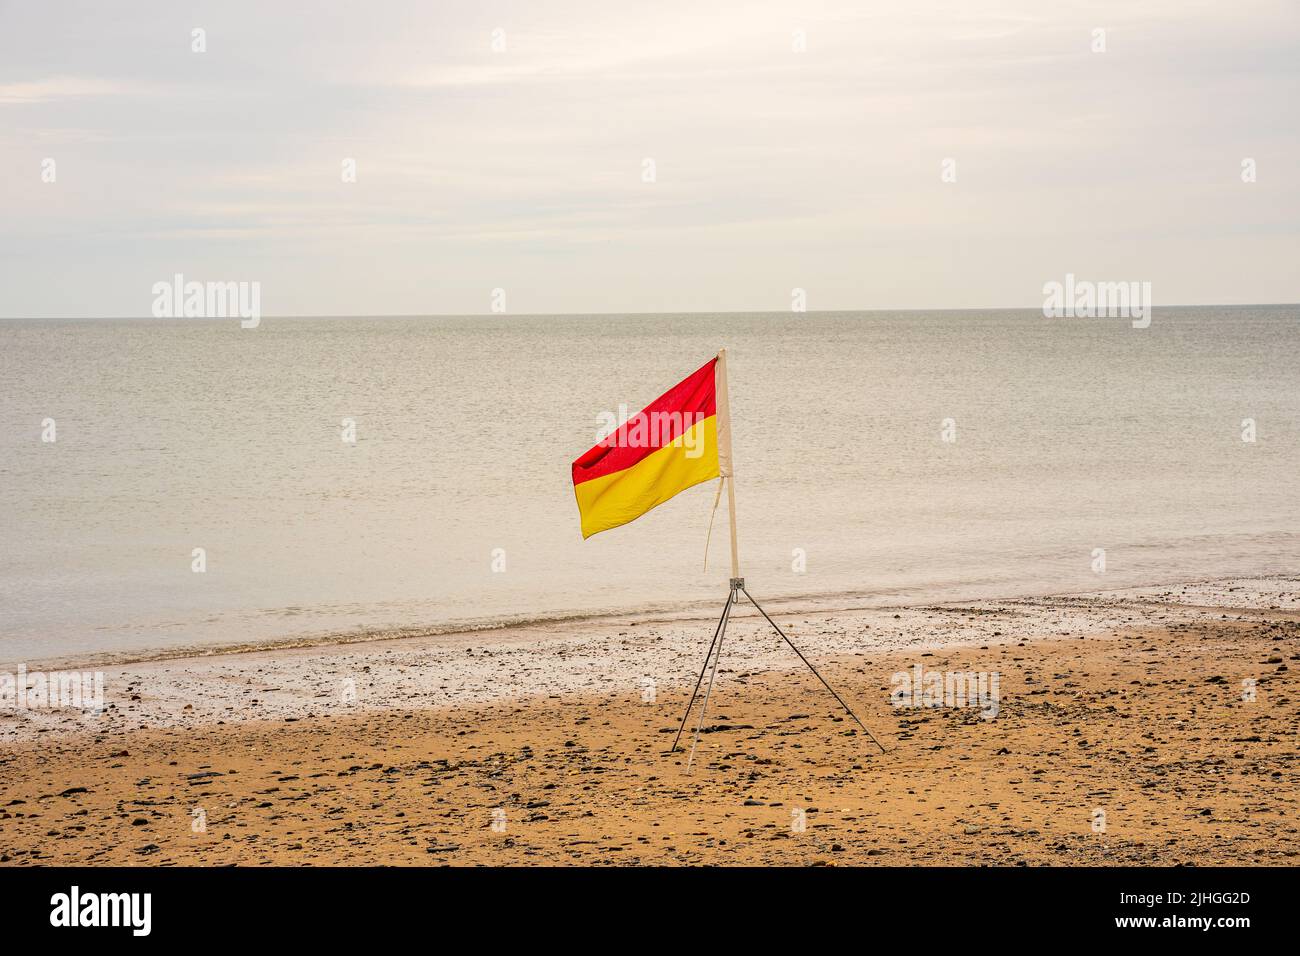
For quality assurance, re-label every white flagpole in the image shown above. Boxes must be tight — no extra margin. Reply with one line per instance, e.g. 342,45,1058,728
684,348,740,772
715,349,740,579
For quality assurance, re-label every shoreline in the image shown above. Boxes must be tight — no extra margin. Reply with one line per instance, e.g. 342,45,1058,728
3,576,1297,746
8,571,1298,675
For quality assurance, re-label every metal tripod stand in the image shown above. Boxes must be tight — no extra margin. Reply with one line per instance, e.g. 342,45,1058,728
667,577,889,771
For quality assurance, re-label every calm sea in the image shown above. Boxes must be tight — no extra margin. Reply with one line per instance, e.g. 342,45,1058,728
2,308,1297,664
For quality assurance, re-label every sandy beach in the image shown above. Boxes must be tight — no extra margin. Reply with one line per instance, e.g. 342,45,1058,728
1,577,1296,866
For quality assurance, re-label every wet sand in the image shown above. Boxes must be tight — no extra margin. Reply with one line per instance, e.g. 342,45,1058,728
1,578,1297,865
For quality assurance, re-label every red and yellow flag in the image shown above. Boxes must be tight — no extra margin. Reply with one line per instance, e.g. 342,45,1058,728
572,357,722,538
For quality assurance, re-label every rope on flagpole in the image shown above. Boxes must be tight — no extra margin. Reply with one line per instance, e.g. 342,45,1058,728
702,477,724,571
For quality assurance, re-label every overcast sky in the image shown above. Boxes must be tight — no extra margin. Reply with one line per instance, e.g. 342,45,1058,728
1,0,1297,316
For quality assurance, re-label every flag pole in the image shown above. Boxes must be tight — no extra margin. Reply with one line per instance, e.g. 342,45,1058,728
715,348,740,579
670,349,741,769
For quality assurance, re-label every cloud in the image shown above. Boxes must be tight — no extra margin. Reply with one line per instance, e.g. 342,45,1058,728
0,75,148,105
0,0,1296,316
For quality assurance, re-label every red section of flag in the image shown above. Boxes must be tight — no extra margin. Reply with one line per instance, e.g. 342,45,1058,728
572,358,718,487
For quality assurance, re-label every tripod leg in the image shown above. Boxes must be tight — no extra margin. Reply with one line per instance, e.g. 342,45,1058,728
668,590,733,754
686,590,735,773
741,587,888,755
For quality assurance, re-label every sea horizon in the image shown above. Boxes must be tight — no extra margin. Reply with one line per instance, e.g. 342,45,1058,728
4,301,1298,321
